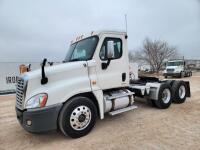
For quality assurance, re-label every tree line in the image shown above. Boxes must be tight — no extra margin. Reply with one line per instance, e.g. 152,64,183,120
129,38,179,72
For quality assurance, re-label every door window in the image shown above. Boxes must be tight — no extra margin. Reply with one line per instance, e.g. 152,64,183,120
99,38,122,60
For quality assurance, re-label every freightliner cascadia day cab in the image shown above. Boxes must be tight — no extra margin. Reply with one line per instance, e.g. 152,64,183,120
16,31,191,138
163,59,192,78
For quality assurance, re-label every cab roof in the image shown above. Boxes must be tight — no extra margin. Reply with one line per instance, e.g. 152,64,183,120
70,30,127,44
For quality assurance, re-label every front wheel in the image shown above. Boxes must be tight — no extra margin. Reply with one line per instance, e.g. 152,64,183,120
58,96,97,138
154,83,172,109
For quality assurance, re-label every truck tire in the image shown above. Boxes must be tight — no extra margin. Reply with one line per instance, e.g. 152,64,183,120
172,81,187,104
186,72,190,77
187,72,189,77
180,72,184,78
154,83,172,109
166,80,175,87
58,96,97,138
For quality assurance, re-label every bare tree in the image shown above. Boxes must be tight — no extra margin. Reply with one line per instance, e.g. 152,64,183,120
130,38,178,72
129,51,148,70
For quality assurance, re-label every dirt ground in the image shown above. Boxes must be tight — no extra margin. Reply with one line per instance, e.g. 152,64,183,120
0,73,200,150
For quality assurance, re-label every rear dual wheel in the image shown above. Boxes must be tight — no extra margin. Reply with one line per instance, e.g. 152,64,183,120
152,83,172,109
151,81,187,107
172,81,187,103
187,72,192,77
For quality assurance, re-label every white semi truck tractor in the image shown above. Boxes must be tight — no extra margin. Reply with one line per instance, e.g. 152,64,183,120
163,59,192,78
15,31,191,138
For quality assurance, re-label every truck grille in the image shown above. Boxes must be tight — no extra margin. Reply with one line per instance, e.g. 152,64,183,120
16,77,27,110
167,69,174,72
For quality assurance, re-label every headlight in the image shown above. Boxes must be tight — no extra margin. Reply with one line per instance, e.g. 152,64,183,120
25,93,48,109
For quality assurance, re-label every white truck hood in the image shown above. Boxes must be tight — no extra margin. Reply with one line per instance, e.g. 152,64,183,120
24,61,85,80
22,61,91,107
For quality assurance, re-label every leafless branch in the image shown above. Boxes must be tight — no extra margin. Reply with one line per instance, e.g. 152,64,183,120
129,38,179,72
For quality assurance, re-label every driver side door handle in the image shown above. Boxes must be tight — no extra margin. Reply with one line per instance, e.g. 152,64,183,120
122,72,126,82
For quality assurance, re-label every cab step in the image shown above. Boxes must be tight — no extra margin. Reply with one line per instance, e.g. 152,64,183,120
108,105,138,116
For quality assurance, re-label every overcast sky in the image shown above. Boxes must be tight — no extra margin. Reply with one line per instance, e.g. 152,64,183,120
0,0,200,62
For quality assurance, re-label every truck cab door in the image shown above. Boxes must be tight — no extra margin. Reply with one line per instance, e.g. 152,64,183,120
95,36,129,90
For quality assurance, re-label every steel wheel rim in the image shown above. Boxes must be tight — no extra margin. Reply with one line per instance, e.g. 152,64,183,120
70,105,91,131
179,85,186,99
162,89,171,104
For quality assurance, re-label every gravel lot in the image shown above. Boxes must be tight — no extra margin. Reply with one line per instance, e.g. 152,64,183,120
0,73,200,150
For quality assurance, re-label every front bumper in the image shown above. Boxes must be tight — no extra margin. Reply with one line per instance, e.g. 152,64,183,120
163,73,180,77
16,104,62,133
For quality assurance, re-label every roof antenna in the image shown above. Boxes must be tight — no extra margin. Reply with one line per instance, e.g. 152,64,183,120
125,14,128,39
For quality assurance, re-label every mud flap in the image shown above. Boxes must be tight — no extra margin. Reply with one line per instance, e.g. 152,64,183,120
184,81,191,97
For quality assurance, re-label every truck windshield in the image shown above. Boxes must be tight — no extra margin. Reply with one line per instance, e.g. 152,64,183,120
167,61,183,66
64,36,99,62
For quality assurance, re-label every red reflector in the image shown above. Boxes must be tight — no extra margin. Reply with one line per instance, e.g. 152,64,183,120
40,95,48,107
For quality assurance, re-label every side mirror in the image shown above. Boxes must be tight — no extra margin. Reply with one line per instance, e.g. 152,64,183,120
107,41,114,59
